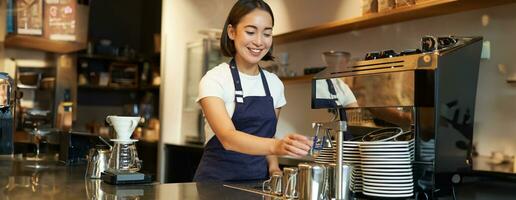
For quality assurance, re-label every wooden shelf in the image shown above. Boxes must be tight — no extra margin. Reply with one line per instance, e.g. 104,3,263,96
78,85,159,91
280,75,313,84
274,0,516,44
78,54,145,63
5,35,87,53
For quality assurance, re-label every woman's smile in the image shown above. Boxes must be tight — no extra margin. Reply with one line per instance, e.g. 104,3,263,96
229,9,273,66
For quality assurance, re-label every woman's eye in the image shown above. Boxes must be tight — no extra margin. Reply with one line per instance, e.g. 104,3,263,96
264,33,272,37
245,31,255,35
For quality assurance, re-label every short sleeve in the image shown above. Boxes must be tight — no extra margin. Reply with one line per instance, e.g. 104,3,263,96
335,79,357,106
273,76,287,108
196,72,225,103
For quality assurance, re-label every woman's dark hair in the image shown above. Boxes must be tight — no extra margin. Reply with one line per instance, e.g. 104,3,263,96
220,0,274,61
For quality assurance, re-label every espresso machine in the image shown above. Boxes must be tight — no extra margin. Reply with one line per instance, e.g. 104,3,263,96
311,36,483,199
0,72,14,155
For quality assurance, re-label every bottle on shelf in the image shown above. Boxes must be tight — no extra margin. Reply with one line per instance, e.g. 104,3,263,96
57,89,73,132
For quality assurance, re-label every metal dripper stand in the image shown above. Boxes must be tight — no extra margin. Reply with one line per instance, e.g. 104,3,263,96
311,108,348,200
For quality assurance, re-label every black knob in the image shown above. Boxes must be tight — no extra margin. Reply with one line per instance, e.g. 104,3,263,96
437,37,457,49
379,50,397,58
399,49,422,56
421,36,437,52
365,51,381,60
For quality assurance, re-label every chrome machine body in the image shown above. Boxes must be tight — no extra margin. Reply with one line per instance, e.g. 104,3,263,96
311,36,483,198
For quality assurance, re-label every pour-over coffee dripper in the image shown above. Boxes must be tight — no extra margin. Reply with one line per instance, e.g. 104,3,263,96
106,116,140,140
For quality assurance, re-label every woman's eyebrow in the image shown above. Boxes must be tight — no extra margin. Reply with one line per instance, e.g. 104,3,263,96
243,25,273,30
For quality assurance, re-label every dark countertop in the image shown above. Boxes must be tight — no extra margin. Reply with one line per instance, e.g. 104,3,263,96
0,156,273,200
1,155,516,200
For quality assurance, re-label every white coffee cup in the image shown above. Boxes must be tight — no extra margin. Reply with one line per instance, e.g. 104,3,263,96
106,116,140,140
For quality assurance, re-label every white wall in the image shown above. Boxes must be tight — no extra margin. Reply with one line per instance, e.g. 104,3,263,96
160,0,234,145
159,0,235,182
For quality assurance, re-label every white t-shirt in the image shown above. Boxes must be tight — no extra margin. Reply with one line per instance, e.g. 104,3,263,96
196,62,287,143
314,79,357,107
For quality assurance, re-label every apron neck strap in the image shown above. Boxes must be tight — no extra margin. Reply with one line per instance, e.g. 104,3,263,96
229,59,272,104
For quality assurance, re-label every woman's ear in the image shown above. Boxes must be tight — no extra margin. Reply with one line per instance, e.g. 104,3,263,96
227,24,236,40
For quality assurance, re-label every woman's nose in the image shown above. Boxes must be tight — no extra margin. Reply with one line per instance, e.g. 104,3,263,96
252,35,263,46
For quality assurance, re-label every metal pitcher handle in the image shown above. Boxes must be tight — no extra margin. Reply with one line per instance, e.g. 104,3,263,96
321,166,329,200
262,178,272,193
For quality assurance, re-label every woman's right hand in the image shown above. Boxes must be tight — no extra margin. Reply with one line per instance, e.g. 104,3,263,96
271,134,312,157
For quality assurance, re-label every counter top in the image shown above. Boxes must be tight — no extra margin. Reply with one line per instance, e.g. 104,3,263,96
1,156,516,200
0,156,272,200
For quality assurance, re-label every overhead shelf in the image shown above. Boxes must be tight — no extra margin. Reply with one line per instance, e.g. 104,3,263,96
4,35,87,54
274,0,516,44
280,75,313,84
78,85,160,91
78,54,145,63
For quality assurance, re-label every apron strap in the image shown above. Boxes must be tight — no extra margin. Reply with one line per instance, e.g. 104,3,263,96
326,79,341,106
229,59,245,104
228,59,273,104
258,68,272,97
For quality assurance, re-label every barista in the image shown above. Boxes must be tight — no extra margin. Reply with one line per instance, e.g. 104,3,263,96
193,0,312,182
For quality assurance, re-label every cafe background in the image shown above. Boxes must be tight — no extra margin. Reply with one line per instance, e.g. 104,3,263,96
0,0,515,185
161,0,516,182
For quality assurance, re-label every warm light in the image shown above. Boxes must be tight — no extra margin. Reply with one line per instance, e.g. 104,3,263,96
481,14,490,27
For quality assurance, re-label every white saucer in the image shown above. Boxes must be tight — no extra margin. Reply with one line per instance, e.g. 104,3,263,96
362,175,413,180
361,157,411,161
362,171,412,176
361,164,412,168
365,185,413,191
362,181,413,187
359,144,414,148
360,161,411,165
360,151,413,155
363,191,413,198
361,154,413,158
360,147,411,152
110,139,138,143
361,168,412,173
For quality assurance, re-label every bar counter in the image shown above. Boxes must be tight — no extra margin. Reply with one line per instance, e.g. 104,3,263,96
1,156,516,200
0,156,273,200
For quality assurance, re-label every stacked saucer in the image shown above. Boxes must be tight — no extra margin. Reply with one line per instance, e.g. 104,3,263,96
314,141,336,165
341,140,362,193
359,134,415,198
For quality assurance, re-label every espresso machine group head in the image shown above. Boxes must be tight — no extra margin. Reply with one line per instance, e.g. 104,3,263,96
311,36,483,198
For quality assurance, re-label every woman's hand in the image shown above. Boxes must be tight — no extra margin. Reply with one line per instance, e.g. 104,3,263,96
271,134,312,157
268,164,282,176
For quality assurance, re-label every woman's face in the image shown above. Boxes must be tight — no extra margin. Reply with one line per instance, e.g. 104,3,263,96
228,9,273,65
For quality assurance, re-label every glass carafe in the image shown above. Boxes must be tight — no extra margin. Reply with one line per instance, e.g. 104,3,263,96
107,141,141,173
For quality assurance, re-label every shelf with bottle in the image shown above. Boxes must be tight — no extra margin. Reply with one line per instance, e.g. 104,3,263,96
77,84,159,92
77,53,146,63
77,54,160,92
279,75,313,84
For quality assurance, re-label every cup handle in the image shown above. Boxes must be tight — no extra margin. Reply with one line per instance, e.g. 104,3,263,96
128,119,138,133
106,116,112,125
262,178,271,193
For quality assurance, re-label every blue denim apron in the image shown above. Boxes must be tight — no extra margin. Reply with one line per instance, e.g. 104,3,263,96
194,59,277,182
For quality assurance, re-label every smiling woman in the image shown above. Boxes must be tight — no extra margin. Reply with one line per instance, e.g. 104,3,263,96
193,0,312,182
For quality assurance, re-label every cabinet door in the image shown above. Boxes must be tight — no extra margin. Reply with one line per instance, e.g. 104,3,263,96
182,39,228,143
